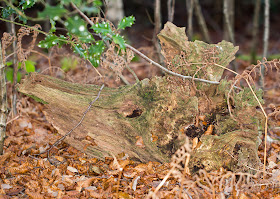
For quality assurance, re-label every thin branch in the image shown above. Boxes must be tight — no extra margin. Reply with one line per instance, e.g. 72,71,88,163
71,2,223,86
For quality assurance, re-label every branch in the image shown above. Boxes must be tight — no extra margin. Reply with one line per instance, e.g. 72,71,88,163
71,3,222,86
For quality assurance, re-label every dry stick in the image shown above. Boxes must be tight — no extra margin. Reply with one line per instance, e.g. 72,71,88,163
186,0,194,40
153,166,176,195
193,0,211,43
250,0,261,63
71,3,223,85
246,79,268,176
260,0,270,89
178,153,190,199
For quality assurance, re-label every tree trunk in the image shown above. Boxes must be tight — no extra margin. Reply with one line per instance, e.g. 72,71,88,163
17,73,185,163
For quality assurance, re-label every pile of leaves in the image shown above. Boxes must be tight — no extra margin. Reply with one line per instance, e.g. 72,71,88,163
0,97,280,198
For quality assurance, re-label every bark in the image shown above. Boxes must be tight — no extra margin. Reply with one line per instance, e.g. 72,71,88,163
260,0,270,89
223,0,235,43
250,0,261,64
17,73,180,163
193,0,211,43
167,0,176,22
0,43,8,155
186,0,194,40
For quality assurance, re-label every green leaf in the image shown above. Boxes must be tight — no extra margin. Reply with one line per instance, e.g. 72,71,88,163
61,57,78,72
5,67,22,83
38,5,67,20
81,6,99,15
6,61,13,66
91,22,113,36
112,34,125,49
87,41,105,67
19,0,37,10
1,6,15,19
24,60,36,73
117,16,135,30
61,0,82,6
38,34,67,48
65,15,94,43
49,19,56,33
73,44,87,59
93,0,102,6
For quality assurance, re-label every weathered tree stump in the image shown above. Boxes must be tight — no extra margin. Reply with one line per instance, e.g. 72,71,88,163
17,22,264,173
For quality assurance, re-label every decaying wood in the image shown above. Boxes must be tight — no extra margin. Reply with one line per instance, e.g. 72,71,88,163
17,23,265,173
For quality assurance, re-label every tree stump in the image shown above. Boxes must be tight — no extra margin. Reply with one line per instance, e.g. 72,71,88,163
17,22,264,173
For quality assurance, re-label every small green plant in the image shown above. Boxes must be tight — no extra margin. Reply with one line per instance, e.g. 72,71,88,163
1,0,135,75
5,60,36,83
61,57,78,72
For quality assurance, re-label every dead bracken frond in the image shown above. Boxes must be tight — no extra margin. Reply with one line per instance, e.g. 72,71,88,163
17,25,41,67
101,42,134,81
234,58,280,86
1,32,16,64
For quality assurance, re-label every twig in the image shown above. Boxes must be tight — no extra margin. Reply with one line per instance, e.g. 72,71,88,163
71,2,222,86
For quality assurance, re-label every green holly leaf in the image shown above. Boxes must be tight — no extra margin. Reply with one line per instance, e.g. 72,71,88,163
65,15,94,43
38,34,67,48
117,16,135,30
73,44,87,59
19,0,37,10
1,6,15,19
91,22,113,36
38,5,67,20
87,41,105,67
112,34,125,49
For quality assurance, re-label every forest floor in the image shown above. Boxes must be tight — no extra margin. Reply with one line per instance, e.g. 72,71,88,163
1,32,280,198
